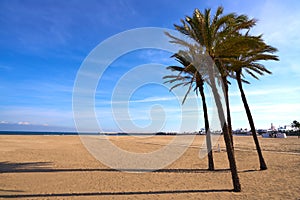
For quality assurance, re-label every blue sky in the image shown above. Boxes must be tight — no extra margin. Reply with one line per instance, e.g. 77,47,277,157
0,0,299,132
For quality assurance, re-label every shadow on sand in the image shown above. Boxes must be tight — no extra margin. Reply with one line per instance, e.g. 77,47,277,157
0,161,261,198
0,161,258,174
0,188,234,198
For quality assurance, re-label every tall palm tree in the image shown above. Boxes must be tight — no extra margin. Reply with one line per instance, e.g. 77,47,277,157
166,6,253,192
174,7,257,148
226,35,279,170
164,49,215,171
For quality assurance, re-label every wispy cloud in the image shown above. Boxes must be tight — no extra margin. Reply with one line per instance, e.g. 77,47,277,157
136,49,174,64
0,106,74,127
229,86,300,97
0,0,138,53
107,96,177,105
17,121,31,125
0,121,75,132
254,0,300,46
0,65,12,71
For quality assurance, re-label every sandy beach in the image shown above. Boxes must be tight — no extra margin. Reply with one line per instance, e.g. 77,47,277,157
0,135,299,199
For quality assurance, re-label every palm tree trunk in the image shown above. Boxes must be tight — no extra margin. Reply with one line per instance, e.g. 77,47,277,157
210,75,241,192
198,84,214,171
222,77,234,148
236,70,267,170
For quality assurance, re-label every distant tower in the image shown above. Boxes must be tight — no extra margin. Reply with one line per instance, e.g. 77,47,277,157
271,123,276,130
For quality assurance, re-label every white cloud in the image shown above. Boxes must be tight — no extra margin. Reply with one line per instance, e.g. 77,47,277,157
0,106,74,127
108,96,177,105
17,121,31,125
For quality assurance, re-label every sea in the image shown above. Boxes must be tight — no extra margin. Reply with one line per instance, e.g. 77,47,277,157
0,131,81,135
0,131,167,136
0,131,195,136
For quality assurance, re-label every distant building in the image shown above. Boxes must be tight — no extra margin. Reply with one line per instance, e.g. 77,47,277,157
278,125,294,132
233,128,250,134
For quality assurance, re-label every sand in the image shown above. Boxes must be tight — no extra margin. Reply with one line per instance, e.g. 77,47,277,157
0,135,299,199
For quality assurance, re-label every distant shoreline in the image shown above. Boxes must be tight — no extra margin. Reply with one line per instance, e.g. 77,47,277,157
1,131,298,137
0,131,199,136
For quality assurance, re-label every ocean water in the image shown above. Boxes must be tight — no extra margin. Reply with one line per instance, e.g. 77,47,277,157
0,131,150,136
0,131,209,136
0,131,84,135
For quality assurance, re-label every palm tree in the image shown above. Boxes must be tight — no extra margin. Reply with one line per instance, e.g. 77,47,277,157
166,6,251,192
227,35,279,170
291,120,300,130
291,120,300,138
164,49,215,171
